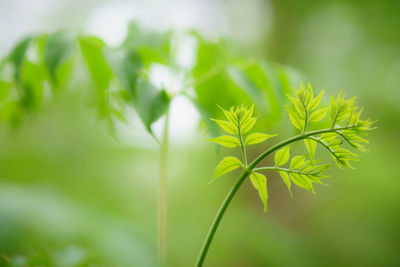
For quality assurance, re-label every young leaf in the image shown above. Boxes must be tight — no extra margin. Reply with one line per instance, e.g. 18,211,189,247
211,156,242,182
249,172,268,212
309,108,329,122
240,117,257,134
245,133,277,145
290,155,305,170
206,136,240,148
278,171,292,197
286,106,303,130
290,173,314,193
211,119,237,135
274,146,290,166
304,139,316,161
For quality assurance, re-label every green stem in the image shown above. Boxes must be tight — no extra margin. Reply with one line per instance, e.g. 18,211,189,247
158,103,170,262
237,118,247,167
195,170,250,267
255,166,308,175
195,125,356,266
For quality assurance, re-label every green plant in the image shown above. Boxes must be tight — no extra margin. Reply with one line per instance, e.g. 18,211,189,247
196,83,374,266
0,24,300,263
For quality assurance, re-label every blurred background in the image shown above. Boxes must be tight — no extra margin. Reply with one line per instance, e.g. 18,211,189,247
0,0,399,266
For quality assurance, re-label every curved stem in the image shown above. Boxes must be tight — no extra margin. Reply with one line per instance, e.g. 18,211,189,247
195,170,250,267
196,125,356,266
158,103,170,262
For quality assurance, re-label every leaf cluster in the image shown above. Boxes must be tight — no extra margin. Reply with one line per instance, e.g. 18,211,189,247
207,82,374,212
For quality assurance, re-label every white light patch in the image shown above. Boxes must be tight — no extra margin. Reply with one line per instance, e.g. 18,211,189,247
85,3,145,46
169,95,200,142
176,34,198,69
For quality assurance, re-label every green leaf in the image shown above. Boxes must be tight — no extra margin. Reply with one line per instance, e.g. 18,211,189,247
134,80,170,133
304,139,317,161
211,156,242,182
290,155,305,170
290,173,314,193
274,146,290,166
20,59,46,109
245,133,276,145
218,105,237,126
44,30,75,85
278,171,292,197
211,119,237,135
240,117,257,133
286,106,303,130
309,108,329,122
206,135,240,148
249,172,268,212
309,90,324,111
9,36,35,83
79,35,113,117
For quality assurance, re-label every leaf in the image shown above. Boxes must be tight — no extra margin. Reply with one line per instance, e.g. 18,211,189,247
304,139,316,161
274,146,290,166
44,30,75,85
79,35,113,117
278,171,292,197
134,80,170,133
309,90,324,111
211,119,237,135
227,66,266,111
290,155,305,170
9,36,35,83
211,156,242,182
206,135,240,148
249,172,268,212
240,117,257,133
286,106,303,130
309,108,329,122
290,173,314,193
245,133,277,145
218,105,237,126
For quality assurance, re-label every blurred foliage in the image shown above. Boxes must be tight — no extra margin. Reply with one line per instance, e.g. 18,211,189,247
0,22,300,140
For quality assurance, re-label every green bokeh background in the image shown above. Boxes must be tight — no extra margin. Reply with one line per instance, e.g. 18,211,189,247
0,0,399,266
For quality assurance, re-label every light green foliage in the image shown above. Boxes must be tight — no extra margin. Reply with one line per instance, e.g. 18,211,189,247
207,104,275,208
274,146,290,166
211,156,242,182
245,133,277,145
207,82,373,212
206,136,240,148
249,172,268,212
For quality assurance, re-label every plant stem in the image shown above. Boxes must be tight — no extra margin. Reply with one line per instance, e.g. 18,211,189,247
158,103,170,262
195,125,356,266
195,169,250,267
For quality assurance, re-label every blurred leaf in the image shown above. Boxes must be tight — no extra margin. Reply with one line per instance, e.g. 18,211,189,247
8,36,35,83
134,79,170,133
20,59,46,109
122,22,171,66
79,35,113,118
44,30,75,85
